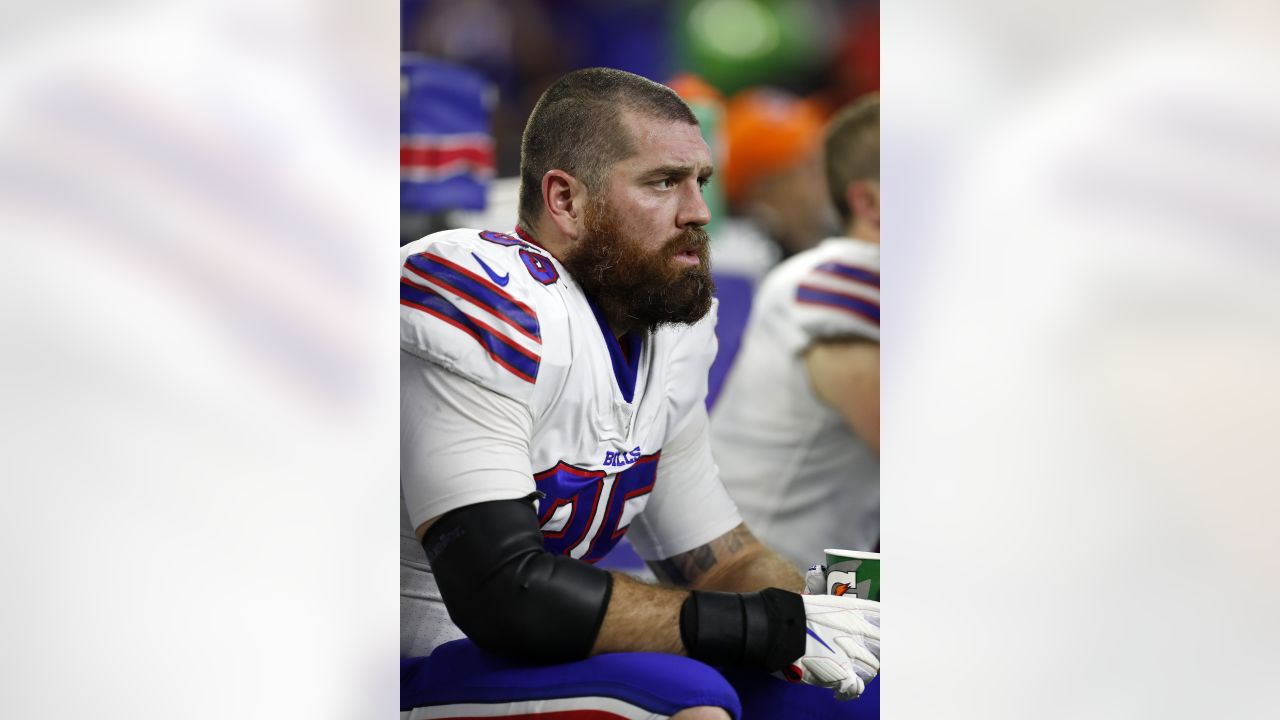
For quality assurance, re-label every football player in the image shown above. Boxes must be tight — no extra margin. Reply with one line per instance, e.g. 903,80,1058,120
401,69,880,719
711,95,881,569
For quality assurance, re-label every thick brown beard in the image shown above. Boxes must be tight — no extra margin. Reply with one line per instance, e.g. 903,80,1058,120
561,197,715,334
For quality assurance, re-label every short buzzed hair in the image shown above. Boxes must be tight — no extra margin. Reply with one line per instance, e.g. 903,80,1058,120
518,68,698,229
824,93,880,225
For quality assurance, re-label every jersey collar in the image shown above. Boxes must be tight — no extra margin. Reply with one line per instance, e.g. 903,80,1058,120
518,225,643,402
584,296,642,404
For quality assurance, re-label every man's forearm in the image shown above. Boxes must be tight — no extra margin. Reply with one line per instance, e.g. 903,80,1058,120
649,523,804,594
591,570,809,676
591,523,807,656
700,547,804,594
589,548,804,655
590,572,687,655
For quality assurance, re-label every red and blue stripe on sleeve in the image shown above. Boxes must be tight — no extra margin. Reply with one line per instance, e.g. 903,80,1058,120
400,252,542,383
796,261,880,326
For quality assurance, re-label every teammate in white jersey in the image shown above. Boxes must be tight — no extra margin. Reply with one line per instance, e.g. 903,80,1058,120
401,69,881,719
712,95,881,569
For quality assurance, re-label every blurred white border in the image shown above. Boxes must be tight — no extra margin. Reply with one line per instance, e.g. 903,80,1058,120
885,1,1280,717
0,2,398,717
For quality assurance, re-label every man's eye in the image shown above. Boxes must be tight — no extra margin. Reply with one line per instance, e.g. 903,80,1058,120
655,178,675,190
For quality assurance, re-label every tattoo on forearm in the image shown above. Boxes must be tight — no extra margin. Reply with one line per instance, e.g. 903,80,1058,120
648,523,754,587
722,525,745,554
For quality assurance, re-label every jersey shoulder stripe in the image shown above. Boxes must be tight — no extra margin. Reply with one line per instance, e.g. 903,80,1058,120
785,240,880,340
795,284,880,326
813,261,880,289
400,228,559,399
404,252,541,342
400,278,540,383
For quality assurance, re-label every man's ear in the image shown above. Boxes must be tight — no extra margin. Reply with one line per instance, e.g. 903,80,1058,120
846,180,879,224
543,169,588,240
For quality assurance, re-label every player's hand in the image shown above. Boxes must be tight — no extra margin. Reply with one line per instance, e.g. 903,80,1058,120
803,564,827,595
783,594,880,701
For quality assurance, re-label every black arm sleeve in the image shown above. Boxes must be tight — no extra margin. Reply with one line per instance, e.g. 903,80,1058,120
423,499,613,664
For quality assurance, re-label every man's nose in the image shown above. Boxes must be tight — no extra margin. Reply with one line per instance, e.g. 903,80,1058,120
678,181,712,228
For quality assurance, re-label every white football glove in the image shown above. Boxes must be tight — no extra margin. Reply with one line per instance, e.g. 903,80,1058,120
782,594,880,701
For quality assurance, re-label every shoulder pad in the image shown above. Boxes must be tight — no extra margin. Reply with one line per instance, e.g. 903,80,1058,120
792,258,880,343
400,228,563,403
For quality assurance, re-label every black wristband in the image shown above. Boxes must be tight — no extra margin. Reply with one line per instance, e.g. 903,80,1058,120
679,587,806,671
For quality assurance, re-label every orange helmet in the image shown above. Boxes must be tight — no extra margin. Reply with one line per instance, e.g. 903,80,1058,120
723,88,826,204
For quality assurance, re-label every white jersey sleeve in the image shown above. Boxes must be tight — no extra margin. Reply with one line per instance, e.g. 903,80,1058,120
401,351,535,531
399,228,568,529
792,256,880,344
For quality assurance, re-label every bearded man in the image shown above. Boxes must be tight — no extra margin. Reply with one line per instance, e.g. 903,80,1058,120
400,68,880,720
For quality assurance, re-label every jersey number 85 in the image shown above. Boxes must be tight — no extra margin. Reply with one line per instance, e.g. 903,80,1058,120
535,454,658,564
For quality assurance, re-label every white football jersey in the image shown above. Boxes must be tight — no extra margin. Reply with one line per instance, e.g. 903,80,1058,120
400,227,742,657
711,237,880,568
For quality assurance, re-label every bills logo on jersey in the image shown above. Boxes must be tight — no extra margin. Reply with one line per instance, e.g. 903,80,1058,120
603,446,643,468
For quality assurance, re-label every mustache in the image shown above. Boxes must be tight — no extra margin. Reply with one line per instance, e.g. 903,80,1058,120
663,226,710,257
